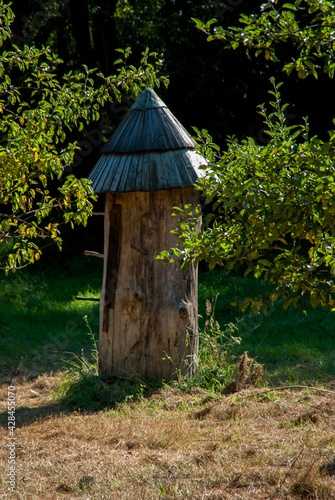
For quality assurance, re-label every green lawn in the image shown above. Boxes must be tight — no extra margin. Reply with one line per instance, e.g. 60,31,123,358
0,257,102,376
199,267,335,385
1,258,334,386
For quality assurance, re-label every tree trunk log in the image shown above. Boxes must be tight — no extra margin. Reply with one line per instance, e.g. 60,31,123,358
99,187,200,380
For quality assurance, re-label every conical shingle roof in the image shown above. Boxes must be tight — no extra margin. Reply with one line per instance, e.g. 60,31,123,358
88,88,206,193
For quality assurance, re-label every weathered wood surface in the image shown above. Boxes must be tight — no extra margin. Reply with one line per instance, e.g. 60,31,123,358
88,88,206,194
89,149,206,193
99,187,200,379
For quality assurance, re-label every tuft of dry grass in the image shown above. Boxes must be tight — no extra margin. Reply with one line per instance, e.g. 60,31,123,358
223,351,263,395
1,375,335,499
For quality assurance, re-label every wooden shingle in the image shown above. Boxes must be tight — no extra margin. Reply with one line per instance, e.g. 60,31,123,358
88,88,206,192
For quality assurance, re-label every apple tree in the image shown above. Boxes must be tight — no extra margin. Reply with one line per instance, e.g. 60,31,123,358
0,1,168,272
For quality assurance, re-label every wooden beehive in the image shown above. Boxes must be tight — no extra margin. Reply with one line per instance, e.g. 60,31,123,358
88,88,205,379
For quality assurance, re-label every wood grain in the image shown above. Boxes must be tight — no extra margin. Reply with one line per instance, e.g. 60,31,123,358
99,187,200,379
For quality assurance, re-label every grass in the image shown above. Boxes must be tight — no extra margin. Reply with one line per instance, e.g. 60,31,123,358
0,258,335,498
0,256,102,378
1,258,334,386
199,266,335,386
0,379,335,499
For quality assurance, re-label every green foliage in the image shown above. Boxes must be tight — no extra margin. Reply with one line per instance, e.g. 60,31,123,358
64,315,100,378
198,268,335,385
159,0,335,313
193,0,335,78
115,0,168,50
0,2,168,272
161,79,335,311
187,295,241,393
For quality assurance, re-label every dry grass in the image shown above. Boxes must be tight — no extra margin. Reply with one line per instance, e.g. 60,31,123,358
1,375,335,499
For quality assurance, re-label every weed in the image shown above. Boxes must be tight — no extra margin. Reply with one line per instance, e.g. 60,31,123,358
319,461,335,477
177,295,243,393
64,314,99,378
199,267,335,385
52,315,101,408
223,351,263,394
78,475,95,490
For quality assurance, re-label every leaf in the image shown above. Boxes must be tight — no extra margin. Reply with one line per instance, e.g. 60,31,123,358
240,301,251,313
282,3,297,10
251,300,261,314
283,297,295,311
298,69,308,79
192,18,205,29
310,292,320,309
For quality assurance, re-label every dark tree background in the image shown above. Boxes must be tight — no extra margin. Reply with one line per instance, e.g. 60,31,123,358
7,0,335,262
9,0,334,142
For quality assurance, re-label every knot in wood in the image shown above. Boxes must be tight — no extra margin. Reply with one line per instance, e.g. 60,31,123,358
133,291,143,302
179,305,189,320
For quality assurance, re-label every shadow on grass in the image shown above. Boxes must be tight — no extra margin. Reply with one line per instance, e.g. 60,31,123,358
0,375,165,428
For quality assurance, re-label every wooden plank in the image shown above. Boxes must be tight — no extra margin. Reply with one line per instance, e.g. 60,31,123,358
102,195,122,332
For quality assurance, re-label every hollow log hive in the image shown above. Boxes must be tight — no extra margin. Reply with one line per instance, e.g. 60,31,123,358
88,88,206,379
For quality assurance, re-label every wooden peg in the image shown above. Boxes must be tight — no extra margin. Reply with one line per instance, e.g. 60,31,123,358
76,296,100,302
131,244,147,255
84,250,104,258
